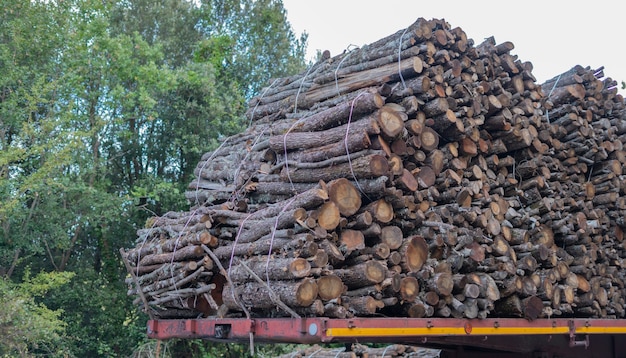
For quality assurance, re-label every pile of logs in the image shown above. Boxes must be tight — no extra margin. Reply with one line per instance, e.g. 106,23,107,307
122,17,626,321
274,344,440,358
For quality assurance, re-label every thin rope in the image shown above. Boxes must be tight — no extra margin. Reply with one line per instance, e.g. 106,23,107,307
133,206,160,272
228,213,253,279
334,45,357,96
282,121,299,192
194,137,230,205
248,78,279,127
398,27,410,90
294,62,315,115
306,348,323,357
332,347,346,358
545,73,562,124
345,91,372,201
231,128,267,201
159,136,235,298
265,197,297,286
281,112,317,192
381,345,393,357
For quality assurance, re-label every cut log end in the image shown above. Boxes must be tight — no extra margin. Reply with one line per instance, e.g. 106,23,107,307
317,275,344,301
402,235,428,272
317,202,341,230
296,278,319,307
328,178,362,217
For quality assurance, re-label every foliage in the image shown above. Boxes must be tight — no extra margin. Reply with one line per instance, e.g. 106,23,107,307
43,268,148,357
197,0,308,98
0,271,74,357
134,339,304,358
0,0,307,356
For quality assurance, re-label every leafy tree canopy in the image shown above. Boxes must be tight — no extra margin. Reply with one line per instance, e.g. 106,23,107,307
0,271,74,357
0,0,307,356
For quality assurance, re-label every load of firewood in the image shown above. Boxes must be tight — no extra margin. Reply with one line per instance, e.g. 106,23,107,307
122,17,626,321
273,343,440,358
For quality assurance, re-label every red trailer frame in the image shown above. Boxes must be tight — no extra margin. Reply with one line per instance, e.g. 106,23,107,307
147,317,626,357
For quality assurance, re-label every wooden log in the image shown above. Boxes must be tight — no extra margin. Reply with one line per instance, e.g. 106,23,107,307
334,260,387,289
339,229,365,254
269,114,380,152
341,296,384,316
222,278,318,310
280,153,389,183
420,126,440,152
365,243,391,260
293,299,325,317
495,295,544,320
298,56,426,108
399,235,428,272
395,168,419,192
318,239,345,266
212,233,305,259
380,225,404,250
128,260,206,286
287,131,372,164
317,201,341,231
228,257,311,283
291,91,385,132
323,301,350,318
133,266,210,300
365,198,394,223
328,178,362,217
378,106,407,139
406,299,435,318
477,273,501,302
546,83,586,107
400,276,420,302
317,275,345,301
137,245,205,267
427,272,454,297
313,44,424,87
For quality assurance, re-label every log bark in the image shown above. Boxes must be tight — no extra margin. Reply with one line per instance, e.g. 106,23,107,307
228,257,311,283
334,260,387,289
127,17,626,322
280,153,389,183
222,278,318,309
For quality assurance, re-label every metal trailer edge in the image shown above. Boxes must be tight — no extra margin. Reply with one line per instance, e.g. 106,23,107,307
147,317,626,357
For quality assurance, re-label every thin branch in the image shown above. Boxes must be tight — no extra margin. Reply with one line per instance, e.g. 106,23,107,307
120,248,155,320
43,239,60,271
201,244,255,356
237,259,301,319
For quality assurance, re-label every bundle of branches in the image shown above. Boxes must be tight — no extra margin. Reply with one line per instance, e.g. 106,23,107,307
273,343,440,358
123,17,626,321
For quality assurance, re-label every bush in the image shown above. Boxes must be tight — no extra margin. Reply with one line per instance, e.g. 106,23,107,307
0,270,74,357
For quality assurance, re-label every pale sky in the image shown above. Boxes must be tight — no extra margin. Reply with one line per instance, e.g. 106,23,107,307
282,0,625,95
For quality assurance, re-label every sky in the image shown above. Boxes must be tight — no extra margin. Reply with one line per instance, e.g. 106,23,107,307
282,0,625,95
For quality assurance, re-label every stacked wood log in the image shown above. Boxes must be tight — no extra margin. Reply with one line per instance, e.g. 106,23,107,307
274,344,440,358
123,17,626,322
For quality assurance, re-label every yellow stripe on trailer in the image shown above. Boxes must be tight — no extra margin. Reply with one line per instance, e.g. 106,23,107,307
327,327,465,337
327,325,571,337
576,326,626,335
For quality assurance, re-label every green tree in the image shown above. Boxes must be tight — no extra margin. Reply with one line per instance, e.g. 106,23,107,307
0,0,78,278
110,0,204,68
0,0,308,356
0,271,74,357
197,0,308,98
